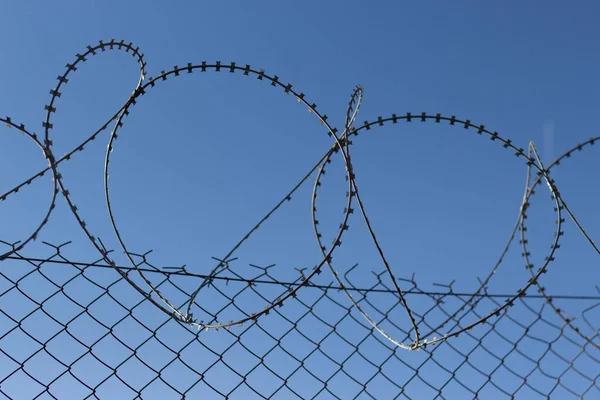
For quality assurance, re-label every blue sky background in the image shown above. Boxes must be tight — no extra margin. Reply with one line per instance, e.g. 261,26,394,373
0,1,599,399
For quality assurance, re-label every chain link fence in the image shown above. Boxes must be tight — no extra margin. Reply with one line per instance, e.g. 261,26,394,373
1,241,598,399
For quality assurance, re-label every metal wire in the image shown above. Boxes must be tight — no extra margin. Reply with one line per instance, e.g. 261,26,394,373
0,39,598,398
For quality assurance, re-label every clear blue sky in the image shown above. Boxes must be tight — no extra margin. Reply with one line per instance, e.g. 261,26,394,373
0,1,599,399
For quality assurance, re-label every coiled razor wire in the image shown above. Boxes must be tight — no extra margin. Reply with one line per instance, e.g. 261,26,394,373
0,39,596,348
0,39,597,362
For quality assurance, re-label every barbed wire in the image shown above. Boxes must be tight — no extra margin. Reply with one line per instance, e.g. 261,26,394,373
1,39,599,398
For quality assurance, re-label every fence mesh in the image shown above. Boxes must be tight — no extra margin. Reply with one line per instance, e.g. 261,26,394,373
1,242,598,399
